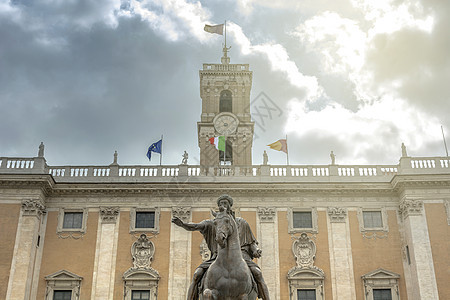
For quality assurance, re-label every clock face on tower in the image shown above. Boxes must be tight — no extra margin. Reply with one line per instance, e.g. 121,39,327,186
213,113,239,135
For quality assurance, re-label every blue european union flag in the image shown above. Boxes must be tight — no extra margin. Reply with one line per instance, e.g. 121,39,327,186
147,139,162,160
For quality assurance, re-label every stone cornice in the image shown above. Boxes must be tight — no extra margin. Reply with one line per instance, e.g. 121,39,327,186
0,174,55,196
391,174,450,192
45,182,396,197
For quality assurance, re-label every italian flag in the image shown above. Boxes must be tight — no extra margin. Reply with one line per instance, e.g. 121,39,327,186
209,136,226,151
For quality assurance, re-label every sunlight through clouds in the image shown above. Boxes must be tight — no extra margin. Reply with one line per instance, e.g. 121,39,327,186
286,97,442,164
229,22,324,102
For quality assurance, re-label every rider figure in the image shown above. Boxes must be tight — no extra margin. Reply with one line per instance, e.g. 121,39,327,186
172,194,271,300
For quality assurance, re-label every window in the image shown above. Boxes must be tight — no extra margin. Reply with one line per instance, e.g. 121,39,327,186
45,270,82,300
288,208,318,233
288,268,324,300
123,269,159,300
53,291,72,300
136,212,155,229
57,208,88,234
132,290,150,300
293,212,313,228
298,289,316,300
63,212,83,229
373,289,392,300
130,208,160,233
357,208,388,236
362,269,400,300
219,90,232,112
363,211,382,228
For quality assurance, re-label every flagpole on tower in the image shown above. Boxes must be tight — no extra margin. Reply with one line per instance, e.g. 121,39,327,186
224,20,227,49
160,134,163,166
286,134,290,165
442,126,449,157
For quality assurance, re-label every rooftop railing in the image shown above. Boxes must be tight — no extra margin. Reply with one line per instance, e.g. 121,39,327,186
202,63,250,72
1,156,449,183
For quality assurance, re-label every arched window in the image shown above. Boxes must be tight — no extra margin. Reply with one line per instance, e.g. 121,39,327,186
219,90,232,113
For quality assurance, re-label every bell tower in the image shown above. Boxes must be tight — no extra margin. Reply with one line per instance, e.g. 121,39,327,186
198,46,254,167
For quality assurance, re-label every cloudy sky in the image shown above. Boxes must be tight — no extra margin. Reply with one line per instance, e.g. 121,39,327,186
1,0,449,167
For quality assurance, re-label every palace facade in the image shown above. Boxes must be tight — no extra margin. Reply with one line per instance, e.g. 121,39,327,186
1,51,449,300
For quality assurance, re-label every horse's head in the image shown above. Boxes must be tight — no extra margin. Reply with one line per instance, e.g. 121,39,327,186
213,208,235,248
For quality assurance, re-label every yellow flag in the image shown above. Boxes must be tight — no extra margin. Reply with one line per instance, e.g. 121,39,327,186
267,139,288,153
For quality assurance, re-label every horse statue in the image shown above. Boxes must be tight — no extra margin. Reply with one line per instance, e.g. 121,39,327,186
202,207,258,300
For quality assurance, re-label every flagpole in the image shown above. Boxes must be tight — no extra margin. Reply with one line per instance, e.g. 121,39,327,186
224,20,227,49
221,135,228,165
442,126,449,157
286,134,290,165
160,134,163,166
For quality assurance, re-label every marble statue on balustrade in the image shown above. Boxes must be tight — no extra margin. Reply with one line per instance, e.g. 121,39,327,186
401,143,408,157
330,151,336,165
172,194,270,300
38,142,45,157
111,151,119,165
182,151,189,165
263,150,268,165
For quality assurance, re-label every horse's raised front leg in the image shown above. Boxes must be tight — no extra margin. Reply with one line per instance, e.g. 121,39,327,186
203,289,219,300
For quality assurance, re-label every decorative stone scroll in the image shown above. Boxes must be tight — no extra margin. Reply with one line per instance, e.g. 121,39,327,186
258,207,276,223
200,239,211,262
131,234,155,269
172,206,191,223
399,199,423,219
288,233,324,300
327,207,347,223
99,206,119,223
123,233,160,299
292,233,317,269
21,199,45,217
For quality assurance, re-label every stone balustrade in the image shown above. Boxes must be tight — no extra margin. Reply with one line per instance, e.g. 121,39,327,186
203,63,250,72
1,156,449,183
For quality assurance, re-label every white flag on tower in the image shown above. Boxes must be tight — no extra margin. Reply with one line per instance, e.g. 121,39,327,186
204,24,224,35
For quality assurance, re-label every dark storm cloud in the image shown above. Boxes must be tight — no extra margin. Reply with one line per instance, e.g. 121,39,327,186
1,0,449,167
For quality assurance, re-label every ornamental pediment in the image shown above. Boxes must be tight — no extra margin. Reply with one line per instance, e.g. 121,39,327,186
362,268,400,280
45,269,82,281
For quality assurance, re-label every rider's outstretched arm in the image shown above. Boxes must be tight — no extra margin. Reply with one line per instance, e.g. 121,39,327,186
172,217,205,232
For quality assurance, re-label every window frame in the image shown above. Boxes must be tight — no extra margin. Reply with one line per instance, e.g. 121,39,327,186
288,208,318,234
361,268,400,300
130,208,160,233
288,268,324,300
57,208,88,234
123,269,160,300
357,208,388,233
131,290,151,300
297,288,317,300
45,270,82,300
53,290,73,300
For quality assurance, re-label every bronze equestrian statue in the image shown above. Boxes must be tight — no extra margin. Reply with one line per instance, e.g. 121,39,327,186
203,204,256,299
172,194,270,300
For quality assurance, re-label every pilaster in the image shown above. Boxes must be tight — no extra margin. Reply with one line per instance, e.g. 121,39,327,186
7,199,46,300
168,207,192,299
91,207,120,300
399,199,439,299
257,207,280,300
327,207,356,300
